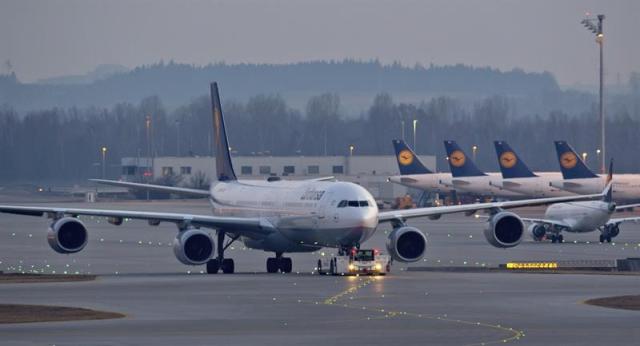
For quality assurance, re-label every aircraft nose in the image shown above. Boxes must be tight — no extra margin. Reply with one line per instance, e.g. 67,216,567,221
359,206,378,229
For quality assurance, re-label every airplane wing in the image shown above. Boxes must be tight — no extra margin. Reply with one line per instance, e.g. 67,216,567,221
90,179,210,197
520,217,572,230
607,217,640,227
378,187,607,223
0,205,274,237
305,176,336,182
616,203,640,211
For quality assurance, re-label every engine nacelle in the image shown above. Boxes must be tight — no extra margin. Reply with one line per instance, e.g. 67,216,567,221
47,217,88,254
172,228,214,265
386,226,427,263
483,212,524,248
528,224,546,241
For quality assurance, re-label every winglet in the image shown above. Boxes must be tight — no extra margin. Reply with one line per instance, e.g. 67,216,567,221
443,140,486,177
392,139,433,175
211,82,237,181
554,141,598,179
493,141,537,178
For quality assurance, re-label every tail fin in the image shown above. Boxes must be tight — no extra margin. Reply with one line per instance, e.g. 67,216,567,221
443,140,487,177
554,141,598,179
211,82,237,181
493,141,537,178
392,139,433,175
604,159,613,203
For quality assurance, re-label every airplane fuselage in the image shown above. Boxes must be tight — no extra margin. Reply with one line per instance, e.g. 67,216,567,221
449,173,523,198
495,172,574,198
544,201,613,233
209,180,378,252
550,174,640,201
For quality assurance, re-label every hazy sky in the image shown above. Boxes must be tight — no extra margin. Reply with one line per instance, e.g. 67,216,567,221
1,0,638,86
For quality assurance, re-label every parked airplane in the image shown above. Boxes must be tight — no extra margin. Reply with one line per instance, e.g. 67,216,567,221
525,161,640,243
386,139,453,194
0,83,608,274
550,141,640,201
443,140,522,198
489,140,572,197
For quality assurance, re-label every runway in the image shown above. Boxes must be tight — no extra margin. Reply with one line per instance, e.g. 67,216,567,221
1,199,640,345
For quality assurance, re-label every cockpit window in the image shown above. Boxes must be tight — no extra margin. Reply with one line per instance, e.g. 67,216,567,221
338,200,370,208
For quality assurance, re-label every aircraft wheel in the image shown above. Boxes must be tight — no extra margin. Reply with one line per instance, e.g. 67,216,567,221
207,259,220,274
599,234,604,243
606,236,612,243
329,258,336,275
317,259,323,274
280,258,292,273
266,258,278,273
221,258,235,274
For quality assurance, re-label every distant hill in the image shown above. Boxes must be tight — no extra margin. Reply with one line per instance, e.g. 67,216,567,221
36,64,130,85
0,60,561,113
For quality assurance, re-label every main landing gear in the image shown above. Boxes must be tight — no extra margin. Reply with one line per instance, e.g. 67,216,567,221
207,232,239,274
599,224,619,243
266,252,293,273
548,234,564,243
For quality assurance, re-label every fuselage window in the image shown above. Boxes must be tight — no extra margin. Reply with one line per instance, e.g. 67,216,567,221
359,200,369,207
338,200,348,208
348,201,359,207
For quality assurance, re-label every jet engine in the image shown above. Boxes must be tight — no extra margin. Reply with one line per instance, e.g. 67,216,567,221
173,228,214,265
386,226,427,263
528,224,546,241
483,211,524,248
47,217,88,254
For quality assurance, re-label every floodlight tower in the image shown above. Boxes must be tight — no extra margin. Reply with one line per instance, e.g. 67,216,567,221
581,14,605,174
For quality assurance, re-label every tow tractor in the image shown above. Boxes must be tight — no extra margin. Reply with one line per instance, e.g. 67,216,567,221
317,248,391,276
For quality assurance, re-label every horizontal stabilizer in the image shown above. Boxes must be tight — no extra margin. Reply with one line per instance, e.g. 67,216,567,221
90,179,210,197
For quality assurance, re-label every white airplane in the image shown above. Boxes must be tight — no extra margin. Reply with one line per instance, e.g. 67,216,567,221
489,140,573,198
386,139,453,194
525,162,640,243
550,141,640,202
0,83,609,274
443,140,522,198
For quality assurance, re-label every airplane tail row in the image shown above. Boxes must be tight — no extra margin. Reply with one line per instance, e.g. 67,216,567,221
392,138,600,181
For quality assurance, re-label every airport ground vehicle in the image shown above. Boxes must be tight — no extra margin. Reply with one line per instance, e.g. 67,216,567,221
318,249,390,275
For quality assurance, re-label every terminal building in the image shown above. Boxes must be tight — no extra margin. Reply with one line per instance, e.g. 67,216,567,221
120,154,436,201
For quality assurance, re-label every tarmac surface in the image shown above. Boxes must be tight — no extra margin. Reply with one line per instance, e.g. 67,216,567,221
1,198,640,345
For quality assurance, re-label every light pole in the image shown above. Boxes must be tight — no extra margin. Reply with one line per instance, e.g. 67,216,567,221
145,115,152,201
412,119,418,152
581,14,605,174
596,148,601,171
401,120,405,141
472,145,478,162
175,120,181,157
101,146,107,179
349,145,355,157
582,152,588,165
